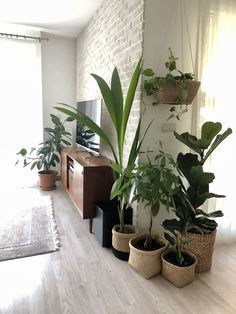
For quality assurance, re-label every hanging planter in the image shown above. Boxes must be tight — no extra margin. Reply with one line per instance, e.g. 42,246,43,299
154,80,200,105
143,48,201,120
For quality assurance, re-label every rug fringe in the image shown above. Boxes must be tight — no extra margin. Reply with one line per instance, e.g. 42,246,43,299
48,196,61,250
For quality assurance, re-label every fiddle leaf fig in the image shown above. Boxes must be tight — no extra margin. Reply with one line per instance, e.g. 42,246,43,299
172,121,232,234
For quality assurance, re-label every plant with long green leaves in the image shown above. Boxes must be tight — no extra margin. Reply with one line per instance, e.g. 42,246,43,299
132,147,181,250
16,114,73,173
55,58,151,233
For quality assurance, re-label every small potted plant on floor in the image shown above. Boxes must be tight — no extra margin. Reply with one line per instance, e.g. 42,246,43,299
16,114,73,190
161,217,198,288
143,48,200,120
173,121,232,272
128,147,180,279
55,58,151,260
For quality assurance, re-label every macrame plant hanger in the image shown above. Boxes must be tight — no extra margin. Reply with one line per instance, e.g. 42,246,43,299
154,0,200,120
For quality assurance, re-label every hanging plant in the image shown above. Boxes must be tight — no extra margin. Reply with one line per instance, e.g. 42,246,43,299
143,48,200,120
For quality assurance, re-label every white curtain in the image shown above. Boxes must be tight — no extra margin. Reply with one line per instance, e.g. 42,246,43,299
0,36,43,189
194,0,236,243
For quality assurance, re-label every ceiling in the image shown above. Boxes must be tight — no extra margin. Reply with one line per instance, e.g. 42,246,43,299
0,0,105,38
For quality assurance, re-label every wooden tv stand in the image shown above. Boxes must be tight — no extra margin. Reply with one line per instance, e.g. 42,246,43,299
61,147,113,232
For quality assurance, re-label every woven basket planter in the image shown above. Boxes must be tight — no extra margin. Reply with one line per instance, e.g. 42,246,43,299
161,248,198,288
154,80,200,105
112,225,139,261
128,234,168,279
182,229,217,273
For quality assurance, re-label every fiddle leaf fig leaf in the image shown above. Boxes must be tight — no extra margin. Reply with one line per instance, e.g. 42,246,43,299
201,122,222,142
203,128,233,163
174,132,202,154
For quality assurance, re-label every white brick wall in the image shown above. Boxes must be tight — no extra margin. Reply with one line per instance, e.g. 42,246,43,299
76,0,145,164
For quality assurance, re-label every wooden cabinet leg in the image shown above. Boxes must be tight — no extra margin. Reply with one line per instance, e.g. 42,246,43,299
89,218,93,233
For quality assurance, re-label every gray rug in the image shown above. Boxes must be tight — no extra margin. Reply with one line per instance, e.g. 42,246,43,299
0,192,60,262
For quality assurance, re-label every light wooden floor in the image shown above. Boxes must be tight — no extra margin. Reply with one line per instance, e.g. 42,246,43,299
0,183,236,314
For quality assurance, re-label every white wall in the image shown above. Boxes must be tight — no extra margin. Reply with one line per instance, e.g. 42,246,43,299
137,0,201,234
76,0,145,162
41,34,76,141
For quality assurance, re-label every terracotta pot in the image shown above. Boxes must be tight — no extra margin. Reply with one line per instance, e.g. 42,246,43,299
38,170,58,191
112,225,139,261
128,234,168,279
161,248,198,288
182,230,216,273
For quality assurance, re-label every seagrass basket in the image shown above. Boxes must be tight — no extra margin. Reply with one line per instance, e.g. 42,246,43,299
112,225,139,253
161,248,198,288
128,234,168,279
154,80,200,105
182,229,216,273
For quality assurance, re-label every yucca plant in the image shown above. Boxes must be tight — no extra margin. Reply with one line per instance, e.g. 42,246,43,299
55,58,151,233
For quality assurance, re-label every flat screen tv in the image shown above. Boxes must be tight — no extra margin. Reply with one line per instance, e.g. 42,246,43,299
76,99,102,155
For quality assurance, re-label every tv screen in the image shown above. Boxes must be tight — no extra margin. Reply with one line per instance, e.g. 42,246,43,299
76,99,102,155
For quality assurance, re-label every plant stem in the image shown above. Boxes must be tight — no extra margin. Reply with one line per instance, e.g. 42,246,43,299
144,211,153,250
119,199,125,233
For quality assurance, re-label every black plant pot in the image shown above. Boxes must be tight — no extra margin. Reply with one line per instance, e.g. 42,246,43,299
93,200,133,248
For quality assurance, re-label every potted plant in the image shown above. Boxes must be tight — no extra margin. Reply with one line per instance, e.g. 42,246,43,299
172,121,232,272
161,218,198,288
128,148,180,279
16,114,72,190
55,58,151,260
143,48,200,120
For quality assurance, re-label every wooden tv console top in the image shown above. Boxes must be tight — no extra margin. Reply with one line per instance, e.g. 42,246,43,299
62,147,111,167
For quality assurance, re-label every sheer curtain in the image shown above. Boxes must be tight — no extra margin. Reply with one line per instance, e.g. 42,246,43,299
194,0,236,243
0,35,43,189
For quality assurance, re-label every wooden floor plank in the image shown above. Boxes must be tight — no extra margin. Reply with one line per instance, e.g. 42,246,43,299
0,183,235,314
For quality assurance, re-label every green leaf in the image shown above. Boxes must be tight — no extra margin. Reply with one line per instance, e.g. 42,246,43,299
120,58,142,156
17,148,27,156
61,139,71,146
164,232,176,246
91,73,117,129
196,209,224,218
201,122,222,143
30,161,37,170
111,67,123,146
162,219,182,232
50,114,61,125
111,163,122,174
174,131,202,154
128,119,152,166
65,116,74,122
111,177,123,199
203,127,232,163
143,68,155,77
44,128,54,133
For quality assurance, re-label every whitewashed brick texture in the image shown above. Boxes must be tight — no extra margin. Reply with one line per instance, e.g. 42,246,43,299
76,0,145,165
